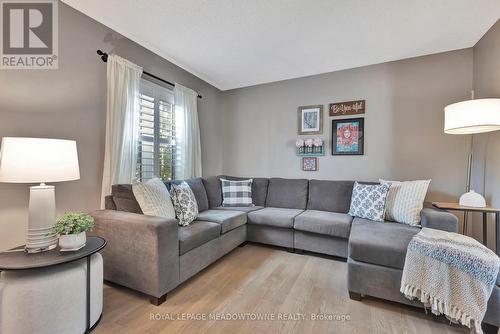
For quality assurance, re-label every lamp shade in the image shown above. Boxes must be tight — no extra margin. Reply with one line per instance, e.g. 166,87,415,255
0,137,80,183
444,98,500,134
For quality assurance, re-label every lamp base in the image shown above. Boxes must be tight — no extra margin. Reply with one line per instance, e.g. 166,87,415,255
25,243,57,254
459,190,486,208
26,184,58,253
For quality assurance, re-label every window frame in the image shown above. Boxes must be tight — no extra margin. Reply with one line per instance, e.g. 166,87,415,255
137,78,176,181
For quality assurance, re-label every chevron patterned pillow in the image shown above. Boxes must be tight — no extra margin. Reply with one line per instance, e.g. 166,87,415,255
380,179,431,226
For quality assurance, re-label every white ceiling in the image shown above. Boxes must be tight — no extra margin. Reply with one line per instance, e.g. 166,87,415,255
62,0,500,91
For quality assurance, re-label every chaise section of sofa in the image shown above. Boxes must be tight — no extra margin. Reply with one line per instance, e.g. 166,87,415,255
346,207,499,332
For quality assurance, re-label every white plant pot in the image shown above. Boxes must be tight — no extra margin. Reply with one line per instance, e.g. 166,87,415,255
58,232,86,251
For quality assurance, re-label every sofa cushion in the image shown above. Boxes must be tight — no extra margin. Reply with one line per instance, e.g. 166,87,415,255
223,176,269,206
167,178,209,212
307,180,354,213
348,217,420,269
104,195,117,210
265,178,308,209
196,210,247,234
178,221,221,255
111,184,135,200
113,197,142,214
294,210,353,239
247,207,303,228
202,175,223,208
214,206,264,213
111,184,142,213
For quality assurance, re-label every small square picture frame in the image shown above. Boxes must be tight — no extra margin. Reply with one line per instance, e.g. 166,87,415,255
298,105,323,135
302,157,318,171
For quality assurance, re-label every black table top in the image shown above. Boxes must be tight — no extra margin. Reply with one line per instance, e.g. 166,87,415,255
0,236,106,271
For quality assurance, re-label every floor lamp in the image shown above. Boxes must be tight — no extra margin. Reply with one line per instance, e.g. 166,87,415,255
0,138,80,253
444,98,500,232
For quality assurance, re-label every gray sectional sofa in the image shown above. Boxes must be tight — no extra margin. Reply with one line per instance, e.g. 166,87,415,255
91,175,499,332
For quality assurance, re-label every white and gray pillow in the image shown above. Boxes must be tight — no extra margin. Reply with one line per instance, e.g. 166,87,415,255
170,181,199,226
348,182,390,222
380,179,431,226
220,178,253,207
132,178,175,219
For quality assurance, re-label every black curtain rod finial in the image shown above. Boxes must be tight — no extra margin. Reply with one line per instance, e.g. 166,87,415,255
95,49,202,99
96,49,108,62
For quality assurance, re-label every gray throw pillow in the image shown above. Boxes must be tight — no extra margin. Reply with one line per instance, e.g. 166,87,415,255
348,182,390,222
170,181,198,226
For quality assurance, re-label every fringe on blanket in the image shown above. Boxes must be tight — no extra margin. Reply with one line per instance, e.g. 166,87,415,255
401,284,482,334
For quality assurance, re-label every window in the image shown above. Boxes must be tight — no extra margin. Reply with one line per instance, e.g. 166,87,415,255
137,79,176,181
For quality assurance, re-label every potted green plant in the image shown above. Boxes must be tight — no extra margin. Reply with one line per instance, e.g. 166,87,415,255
52,212,95,251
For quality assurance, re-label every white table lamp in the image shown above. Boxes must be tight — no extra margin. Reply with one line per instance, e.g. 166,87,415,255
0,138,80,253
444,98,500,207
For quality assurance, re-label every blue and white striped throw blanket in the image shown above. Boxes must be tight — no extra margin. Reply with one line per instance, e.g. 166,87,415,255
401,228,499,334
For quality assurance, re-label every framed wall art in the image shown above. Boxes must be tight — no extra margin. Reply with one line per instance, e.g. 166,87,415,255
302,157,318,171
298,105,323,135
331,118,364,155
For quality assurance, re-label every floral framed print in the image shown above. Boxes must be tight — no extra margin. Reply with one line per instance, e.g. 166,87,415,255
302,157,318,171
298,105,323,135
332,118,364,155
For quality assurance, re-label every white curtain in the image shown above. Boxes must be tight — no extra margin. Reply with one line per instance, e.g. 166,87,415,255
100,54,143,208
174,83,202,179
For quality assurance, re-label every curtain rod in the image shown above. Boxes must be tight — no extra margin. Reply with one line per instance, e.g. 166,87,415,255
96,50,202,99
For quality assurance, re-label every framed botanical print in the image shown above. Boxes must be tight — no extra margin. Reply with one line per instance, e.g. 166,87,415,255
302,157,318,171
332,118,364,155
298,105,323,135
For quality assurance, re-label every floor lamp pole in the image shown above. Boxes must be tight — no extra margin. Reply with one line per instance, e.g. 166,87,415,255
463,135,474,235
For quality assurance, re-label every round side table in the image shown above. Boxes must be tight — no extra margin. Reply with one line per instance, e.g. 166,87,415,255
0,236,106,334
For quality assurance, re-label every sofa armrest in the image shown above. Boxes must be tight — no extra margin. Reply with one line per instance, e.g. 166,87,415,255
420,207,458,233
89,210,179,298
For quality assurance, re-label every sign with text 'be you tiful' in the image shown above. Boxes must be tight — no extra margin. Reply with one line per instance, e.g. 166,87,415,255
329,100,365,117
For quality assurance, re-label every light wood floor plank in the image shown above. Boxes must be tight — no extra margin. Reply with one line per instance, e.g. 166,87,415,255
94,244,469,334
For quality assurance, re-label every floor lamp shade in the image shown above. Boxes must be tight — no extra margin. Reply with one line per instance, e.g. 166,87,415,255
444,98,500,208
444,98,500,134
0,138,80,253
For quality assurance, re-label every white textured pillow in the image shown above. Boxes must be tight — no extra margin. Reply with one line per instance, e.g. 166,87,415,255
380,179,431,226
132,178,175,219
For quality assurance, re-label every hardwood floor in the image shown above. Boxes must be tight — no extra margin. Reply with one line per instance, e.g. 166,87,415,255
94,244,469,334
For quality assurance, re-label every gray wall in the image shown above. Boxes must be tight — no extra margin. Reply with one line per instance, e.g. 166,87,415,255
223,50,473,204
0,3,224,250
1,3,497,252
472,19,500,251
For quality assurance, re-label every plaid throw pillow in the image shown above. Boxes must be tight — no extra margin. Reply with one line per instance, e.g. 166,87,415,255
220,178,253,207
